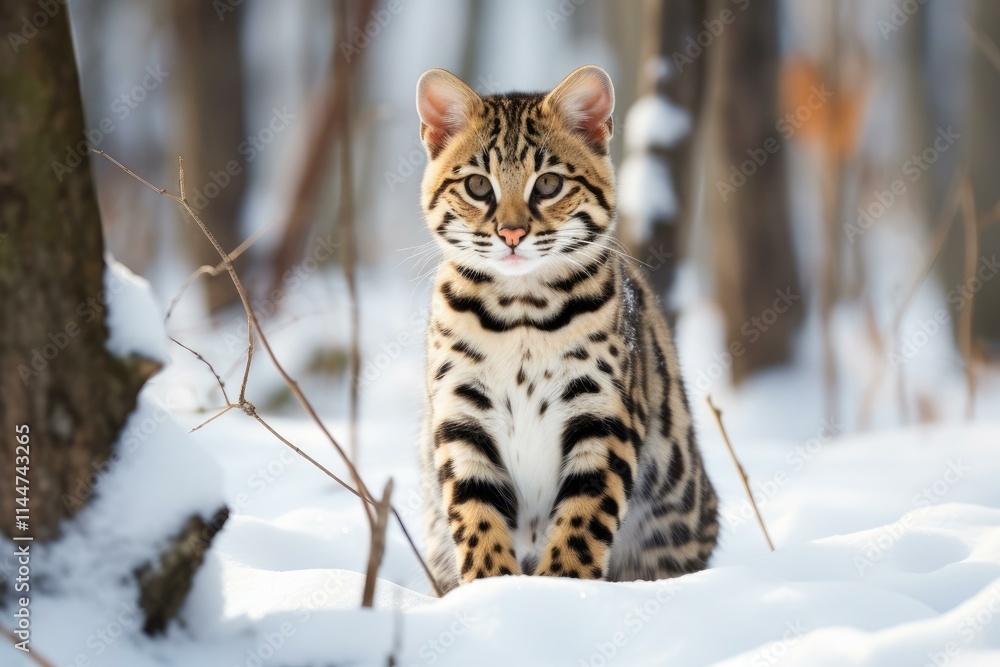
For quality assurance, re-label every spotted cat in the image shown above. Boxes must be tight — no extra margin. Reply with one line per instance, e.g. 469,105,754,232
416,65,718,593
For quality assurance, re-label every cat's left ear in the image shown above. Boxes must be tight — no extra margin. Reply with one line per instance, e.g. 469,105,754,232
543,65,615,150
416,69,482,159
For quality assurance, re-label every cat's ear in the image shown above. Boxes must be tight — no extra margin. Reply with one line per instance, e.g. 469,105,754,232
543,65,615,149
416,69,481,158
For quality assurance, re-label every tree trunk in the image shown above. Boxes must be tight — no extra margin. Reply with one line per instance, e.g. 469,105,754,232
621,0,710,312
704,0,804,382
0,0,159,542
962,0,1000,347
0,2,226,632
172,0,249,313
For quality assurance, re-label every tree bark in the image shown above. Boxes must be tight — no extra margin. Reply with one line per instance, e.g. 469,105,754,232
172,0,249,313
705,0,804,382
621,0,710,311
961,0,1000,345
0,0,160,542
136,507,229,634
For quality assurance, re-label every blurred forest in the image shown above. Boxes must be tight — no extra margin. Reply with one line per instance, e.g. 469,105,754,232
4,2,1000,659
24,0,1000,434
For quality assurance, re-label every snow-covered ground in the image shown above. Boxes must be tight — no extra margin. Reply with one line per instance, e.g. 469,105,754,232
3,259,999,667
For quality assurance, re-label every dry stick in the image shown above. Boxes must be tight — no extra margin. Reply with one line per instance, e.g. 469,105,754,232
858,175,963,429
238,312,254,404
191,405,236,433
958,181,980,419
169,335,231,405
164,219,276,323
362,479,394,608
966,18,1000,75
705,396,775,552
94,148,373,519
335,0,362,464
0,624,56,667
250,410,358,497
817,6,844,428
250,406,431,601
267,0,372,296
90,148,444,597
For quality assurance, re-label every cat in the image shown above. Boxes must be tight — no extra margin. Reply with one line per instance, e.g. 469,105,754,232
415,65,718,593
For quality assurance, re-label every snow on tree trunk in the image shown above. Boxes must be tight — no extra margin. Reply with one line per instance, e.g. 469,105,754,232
0,1,227,635
0,0,160,542
619,0,710,312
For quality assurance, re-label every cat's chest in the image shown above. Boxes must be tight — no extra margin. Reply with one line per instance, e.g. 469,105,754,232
478,340,574,549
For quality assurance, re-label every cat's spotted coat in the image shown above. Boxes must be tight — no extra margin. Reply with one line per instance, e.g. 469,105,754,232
416,66,718,593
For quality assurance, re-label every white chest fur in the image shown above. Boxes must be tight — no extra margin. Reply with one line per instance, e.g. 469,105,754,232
474,333,574,569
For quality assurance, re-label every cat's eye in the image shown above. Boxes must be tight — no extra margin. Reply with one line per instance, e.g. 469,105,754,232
465,174,493,200
533,173,563,199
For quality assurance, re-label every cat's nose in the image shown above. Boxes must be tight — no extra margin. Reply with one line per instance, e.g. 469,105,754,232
498,226,527,247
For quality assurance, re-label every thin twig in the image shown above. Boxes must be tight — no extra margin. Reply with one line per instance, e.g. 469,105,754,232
336,0,362,464
164,219,276,323
958,180,980,418
249,408,358,497
169,335,229,404
362,479,394,608
202,150,369,516
858,174,963,429
191,404,236,433
249,409,440,595
90,147,444,597
0,624,56,667
966,18,1000,75
706,396,775,552
239,313,254,404
268,0,373,295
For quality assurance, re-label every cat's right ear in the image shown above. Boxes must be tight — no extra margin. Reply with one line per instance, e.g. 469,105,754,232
416,69,481,159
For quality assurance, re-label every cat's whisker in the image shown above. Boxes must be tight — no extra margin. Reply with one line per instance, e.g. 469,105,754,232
396,240,437,253
546,235,653,268
395,246,441,269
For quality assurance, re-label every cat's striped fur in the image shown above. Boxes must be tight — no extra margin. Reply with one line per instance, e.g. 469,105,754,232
416,66,718,593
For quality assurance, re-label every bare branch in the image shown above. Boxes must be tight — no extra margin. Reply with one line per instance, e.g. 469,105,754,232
858,174,963,429
165,219,276,323
958,180,980,418
90,147,445,597
706,396,775,552
336,0,363,464
190,405,236,433
0,624,56,667
169,335,229,405
362,479,393,608
249,409,443,595
966,18,1000,75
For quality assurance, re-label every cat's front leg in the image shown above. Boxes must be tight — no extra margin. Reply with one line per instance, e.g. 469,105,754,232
535,415,636,580
433,416,522,583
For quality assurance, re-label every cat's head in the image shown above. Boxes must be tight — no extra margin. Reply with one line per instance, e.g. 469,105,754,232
416,66,616,278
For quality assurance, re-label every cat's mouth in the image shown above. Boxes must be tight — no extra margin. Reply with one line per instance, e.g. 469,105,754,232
494,248,537,275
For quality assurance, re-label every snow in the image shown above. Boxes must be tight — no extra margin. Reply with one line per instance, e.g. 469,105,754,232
618,154,678,244
623,94,691,153
0,257,226,666
103,256,169,364
5,259,999,666
617,94,691,244
10,8,1000,659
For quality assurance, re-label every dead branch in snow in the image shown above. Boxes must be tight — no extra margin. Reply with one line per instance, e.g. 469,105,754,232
90,148,445,599
0,624,56,667
706,396,775,552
